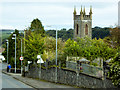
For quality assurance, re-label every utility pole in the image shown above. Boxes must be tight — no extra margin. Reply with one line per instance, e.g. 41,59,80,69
24,30,26,53
21,39,22,74
55,28,57,83
12,34,16,73
6,40,9,64
15,34,16,73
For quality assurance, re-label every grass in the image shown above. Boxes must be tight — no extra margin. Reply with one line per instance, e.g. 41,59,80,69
2,30,14,40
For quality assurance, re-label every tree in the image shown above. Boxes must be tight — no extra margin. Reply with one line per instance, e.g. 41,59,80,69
64,37,116,65
46,28,73,40
64,38,78,56
92,27,110,39
108,53,120,87
46,26,111,41
24,32,45,64
24,18,45,47
30,18,45,35
2,29,21,68
110,27,120,47
43,36,65,62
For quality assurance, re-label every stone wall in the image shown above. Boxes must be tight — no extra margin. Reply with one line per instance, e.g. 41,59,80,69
66,61,104,78
24,66,115,88
41,68,56,82
58,68,77,86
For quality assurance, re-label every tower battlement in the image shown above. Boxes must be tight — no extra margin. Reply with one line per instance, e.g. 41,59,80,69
73,6,92,20
82,15,91,20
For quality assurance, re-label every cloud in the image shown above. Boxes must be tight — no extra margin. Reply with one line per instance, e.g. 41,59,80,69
1,3,73,29
0,25,16,29
92,4,118,27
0,0,119,29
1,0,120,3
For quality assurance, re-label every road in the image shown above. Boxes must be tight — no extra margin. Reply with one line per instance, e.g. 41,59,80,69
1,63,76,89
1,63,35,89
2,73,34,88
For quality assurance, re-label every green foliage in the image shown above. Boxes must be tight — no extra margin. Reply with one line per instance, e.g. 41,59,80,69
46,27,110,41
108,53,120,87
46,28,73,40
22,19,46,65
30,18,45,35
24,31,65,66
110,27,120,46
24,32,45,63
91,63,98,66
64,37,116,64
92,27,110,39
57,52,67,67
43,36,65,62
44,37,56,51
64,38,79,56
2,29,22,68
46,30,56,38
1,30,14,47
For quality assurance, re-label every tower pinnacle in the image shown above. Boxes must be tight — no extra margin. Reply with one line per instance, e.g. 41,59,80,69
89,6,92,15
80,6,83,14
83,6,86,16
74,6,77,15
89,6,92,19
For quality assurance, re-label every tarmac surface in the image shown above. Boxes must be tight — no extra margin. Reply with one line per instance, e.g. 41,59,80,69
2,73,34,89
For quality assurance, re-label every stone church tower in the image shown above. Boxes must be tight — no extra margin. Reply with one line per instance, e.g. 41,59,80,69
73,6,92,40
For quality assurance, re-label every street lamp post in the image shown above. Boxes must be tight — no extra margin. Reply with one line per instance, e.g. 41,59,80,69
18,32,24,74
6,40,9,64
55,29,57,83
21,39,22,74
12,34,16,73
24,30,26,53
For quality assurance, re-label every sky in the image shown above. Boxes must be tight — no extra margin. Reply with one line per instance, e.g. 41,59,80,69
0,0,119,30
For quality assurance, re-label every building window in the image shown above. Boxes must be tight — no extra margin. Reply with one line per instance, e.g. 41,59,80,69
76,24,79,35
85,24,88,35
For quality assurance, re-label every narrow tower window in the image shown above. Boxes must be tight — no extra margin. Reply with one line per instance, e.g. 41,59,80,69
85,24,88,35
76,24,79,35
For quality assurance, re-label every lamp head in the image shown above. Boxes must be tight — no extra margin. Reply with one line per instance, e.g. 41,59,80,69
37,55,41,59
13,34,16,36
12,37,15,39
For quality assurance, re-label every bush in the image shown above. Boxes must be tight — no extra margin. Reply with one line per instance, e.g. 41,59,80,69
108,53,120,87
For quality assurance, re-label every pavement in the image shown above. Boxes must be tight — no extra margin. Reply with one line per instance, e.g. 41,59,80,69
2,69,75,89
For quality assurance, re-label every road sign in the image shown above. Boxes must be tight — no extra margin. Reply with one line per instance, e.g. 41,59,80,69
20,56,23,61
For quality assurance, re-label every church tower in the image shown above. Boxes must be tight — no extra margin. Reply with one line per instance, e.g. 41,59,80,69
73,6,92,40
